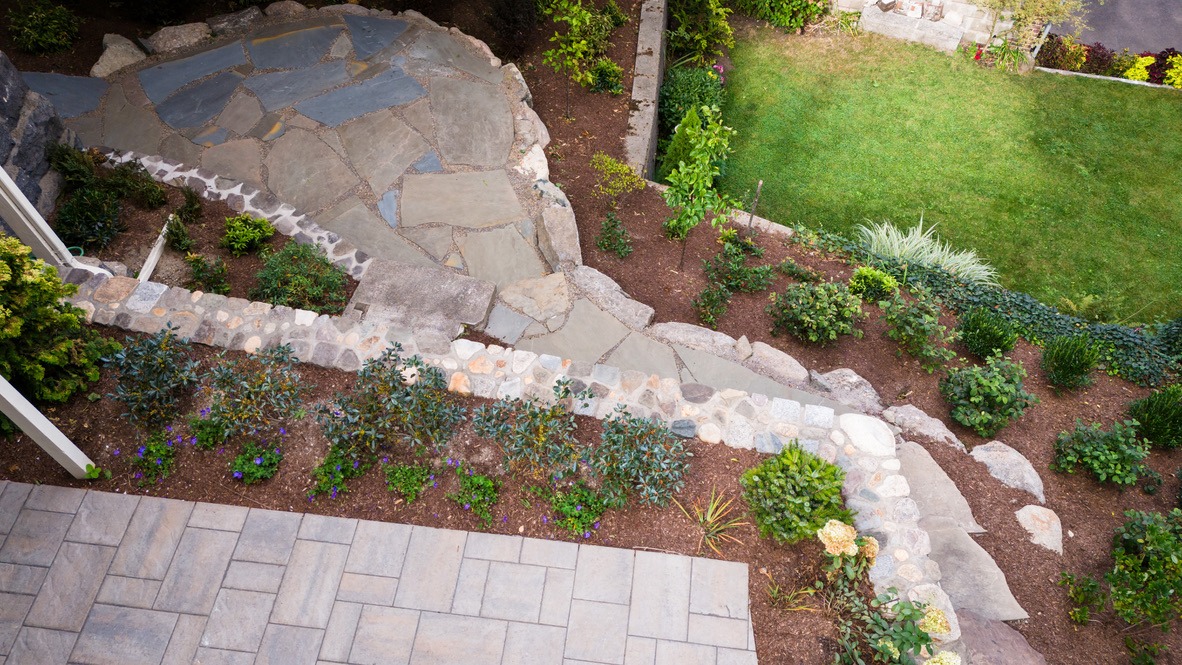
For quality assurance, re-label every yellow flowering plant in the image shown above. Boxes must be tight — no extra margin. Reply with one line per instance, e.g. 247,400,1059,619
1124,56,1155,82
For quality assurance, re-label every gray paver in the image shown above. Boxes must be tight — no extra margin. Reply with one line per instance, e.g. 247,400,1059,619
23,543,116,633
503,622,565,665
539,568,574,627
451,558,489,616
318,195,435,267
66,492,139,546
0,593,34,654
481,562,546,623
605,333,680,381
690,558,749,620
192,647,254,664
319,601,362,662
270,540,349,628
248,23,344,69
0,484,32,535
70,604,177,665
410,612,506,665
7,626,74,664
402,225,455,260
344,14,408,59
25,485,85,514
160,614,205,665
628,551,691,641
349,605,419,664
458,226,548,289
154,528,238,615
95,576,161,609
394,526,465,612
110,498,194,580
655,640,714,665
336,572,397,605
295,66,426,127
234,509,302,565
565,600,628,664
299,514,357,544
138,42,247,103
156,71,243,129
339,110,428,191
188,503,249,532
412,150,443,173
687,613,748,649
202,589,274,651
717,647,758,665
401,170,524,228
431,77,512,168
0,564,46,596
265,127,359,213
464,532,522,562
0,510,74,567
20,72,108,118
573,545,633,605
244,61,349,110
222,560,286,593
346,520,412,578
256,623,322,665
625,636,657,664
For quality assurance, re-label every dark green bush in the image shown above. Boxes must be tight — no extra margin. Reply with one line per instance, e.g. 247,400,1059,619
54,188,123,250
590,406,690,508
473,379,585,481
939,355,1037,437
704,242,775,294
777,257,824,283
733,0,827,30
251,242,348,315
602,0,628,27
657,106,699,182
208,344,305,440
1041,334,1102,391
740,443,852,544
1128,385,1182,450
164,214,192,253
589,57,624,94
48,142,100,191
766,281,863,345
658,66,724,136
1158,317,1182,358
221,214,275,256
106,325,199,430
667,0,734,65
538,481,608,536
230,441,283,485
881,285,957,373
177,187,203,225
1051,419,1153,487
184,253,230,295
106,162,166,209
958,307,1019,359
847,266,898,302
7,0,79,54
692,283,729,329
595,212,633,258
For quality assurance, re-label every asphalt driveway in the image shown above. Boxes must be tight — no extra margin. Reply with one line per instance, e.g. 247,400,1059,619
1073,0,1181,52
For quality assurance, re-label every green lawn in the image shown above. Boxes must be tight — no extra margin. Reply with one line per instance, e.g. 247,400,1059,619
718,27,1182,322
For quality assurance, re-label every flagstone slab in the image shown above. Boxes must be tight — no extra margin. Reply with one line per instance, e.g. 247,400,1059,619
344,14,409,59
270,540,349,628
294,66,425,127
20,72,108,118
349,605,419,664
244,61,349,111
265,127,359,213
430,77,512,168
457,226,547,288
402,225,454,260
605,332,680,380
156,71,244,129
517,299,630,365
408,30,501,84
200,138,263,187
318,196,434,267
102,83,165,156
401,170,524,228
65,492,140,547
412,149,443,173
338,110,428,192
247,22,344,70
138,42,247,103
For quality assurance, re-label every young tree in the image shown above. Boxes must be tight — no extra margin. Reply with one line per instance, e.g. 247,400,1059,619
662,105,737,269
542,0,595,119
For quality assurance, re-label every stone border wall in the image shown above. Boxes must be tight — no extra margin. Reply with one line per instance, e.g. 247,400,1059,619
624,0,668,178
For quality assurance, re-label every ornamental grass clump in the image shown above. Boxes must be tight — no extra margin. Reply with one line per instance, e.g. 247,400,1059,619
939,355,1037,437
1127,385,1182,450
856,220,999,287
1041,333,1102,392
740,444,851,544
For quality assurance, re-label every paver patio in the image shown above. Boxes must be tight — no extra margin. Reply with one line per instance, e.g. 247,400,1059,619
0,481,756,664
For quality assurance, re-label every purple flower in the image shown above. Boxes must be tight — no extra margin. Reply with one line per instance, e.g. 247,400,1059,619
335,464,341,471
447,458,454,466
233,471,243,479
502,515,508,523
133,472,142,479
382,456,389,464
190,437,197,446
166,425,173,433
137,446,146,456
274,448,280,455
353,460,360,469
593,521,600,529
575,505,582,512
467,469,473,476
308,495,314,502
463,503,470,510
331,487,338,499
429,474,435,480
113,449,120,456
583,531,591,539
219,447,225,455
542,516,548,524
155,459,162,465
254,457,263,465
432,482,438,488
279,427,287,436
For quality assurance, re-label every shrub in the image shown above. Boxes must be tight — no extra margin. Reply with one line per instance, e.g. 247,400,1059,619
221,214,275,256
856,219,999,287
54,188,123,250
881,285,957,373
939,355,1037,437
1164,53,1182,89
601,0,628,27
1146,48,1180,85
590,406,690,508
177,187,203,225
251,242,348,315
106,162,166,209
704,243,775,294
309,444,371,500
1124,55,1155,81
1051,419,1153,487
733,0,826,31
230,441,283,485
7,0,79,54
0,236,118,408
595,212,633,258
847,265,898,302
164,213,192,253
473,379,584,481
740,443,852,544
130,430,178,485
543,0,597,104
1128,385,1182,450
1159,317,1182,358
385,463,432,503
1041,334,1101,391
540,481,608,536
1080,41,1116,75
589,57,624,94
777,258,824,283
106,325,199,430
1035,33,1087,71
766,282,864,345
447,462,499,528
189,410,226,450
573,3,616,58
958,308,1018,359
667,0,734,65
208,344,305,440
658,66,724,136
47,142,100,191
184,253,230,295
590,152,645,207
657,106,699,183
692,283,729,329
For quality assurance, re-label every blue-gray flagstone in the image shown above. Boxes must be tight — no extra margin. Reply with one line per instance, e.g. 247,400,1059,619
192,126,229,147
344,15,409,60
19,73,107,118
294,66,425,127
244,61,350,111
138,42,247,104
247,24,344,70
412,150,443,173
378,190,399,228
156,71,244,129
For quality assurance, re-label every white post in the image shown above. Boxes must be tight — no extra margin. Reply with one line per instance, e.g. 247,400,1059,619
0,166,107,277
0,374,95,479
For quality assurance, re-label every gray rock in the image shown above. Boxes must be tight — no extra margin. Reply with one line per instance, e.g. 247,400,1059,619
207,7,263,36
515,299,630,366
247,22,343,70
741,341,808,387
430,77,512,168
568,267,652,331
499,273,570,322
317,196,433,268
402,170,524,229
898,441,984,534
809,368,885,415
402,225,454,261
20,73,108,119
538,204,582,270
680,384,715,404
671,420,696,438
264,0,307,16
200,138,262,187
883,404,965,452
970,441,1045,504
957,609,1047,665
343,15,409,60
294,66,425,127
265,128,359,214
482,303,531,344
244,61,350,111
101,83,164,154
1015,505,1062,555
457,226,547,289
137,41,246,104
155,70,242,129
646,322,740,362
320,3,370,15
216,93,264,136
408,30,501,84
144,23,212,54
604,332,679,380
0,51,29,121
924,516,1028,621
90,34,146,78
348,260,495,338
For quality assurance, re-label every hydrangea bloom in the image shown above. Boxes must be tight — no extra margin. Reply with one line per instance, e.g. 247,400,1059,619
919,606,952,636
926,652,961,665
817,519,858,557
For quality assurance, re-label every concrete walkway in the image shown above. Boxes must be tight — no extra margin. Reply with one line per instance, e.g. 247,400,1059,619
0,481,755,665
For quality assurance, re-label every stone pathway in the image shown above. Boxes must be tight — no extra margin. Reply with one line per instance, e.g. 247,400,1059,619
0,481,756,665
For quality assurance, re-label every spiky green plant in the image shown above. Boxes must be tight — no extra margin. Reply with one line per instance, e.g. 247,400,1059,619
856,219,1000,287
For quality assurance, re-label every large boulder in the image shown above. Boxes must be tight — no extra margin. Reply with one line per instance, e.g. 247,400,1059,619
207,6,263,37
883,404,965,452
970,441,1045,503
742,341,808,387
923,516,1029,621
1015,505,1062,555
144,23,212,54
809,368,885,415
90,34,146,78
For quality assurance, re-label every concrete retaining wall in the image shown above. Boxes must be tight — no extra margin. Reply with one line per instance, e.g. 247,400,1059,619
624,0,668,178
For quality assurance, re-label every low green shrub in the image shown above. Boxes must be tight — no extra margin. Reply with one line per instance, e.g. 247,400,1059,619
667,0,733,65
447,461,499,528
657,106,698,183
473,379,585,481
590,406,690,508
106,325,199,430
589,57,624,94
692,283,729,330
740,443,852,544
957,308,1018,359
251,242,348,315
1158,316,1182,358
309,444,371,500
164,213,192,253
595,212,633,258
939,355,1037,437
7,0,79,54
184,253,230,295
658,65,724,136
188,409,225,450
1128,385,1182,450
106,162,166,209
766,282,864,345
733,0,826,31
847,266,898,302
177,187,203,225
47,142,100,191
208,344,305,440
220,214,275,256
384,463,432,503
881,285,957,373
54,188,123,250
538,481,608,536
131,430,178,485
704,243,775,294
1051,419,1154,487
230,441,283,485
776,257,824,283
601,0,628,27
1041,334,1102,391
590,152,645,208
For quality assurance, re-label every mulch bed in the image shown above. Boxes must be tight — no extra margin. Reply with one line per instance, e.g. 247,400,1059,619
9,1,1182,663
